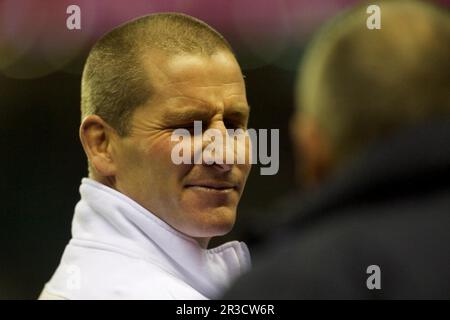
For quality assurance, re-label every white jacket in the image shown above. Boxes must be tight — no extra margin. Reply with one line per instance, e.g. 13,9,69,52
40,178,251,300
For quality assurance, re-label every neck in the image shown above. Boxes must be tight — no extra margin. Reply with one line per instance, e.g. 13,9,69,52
89,171,116,188
194,237,211,249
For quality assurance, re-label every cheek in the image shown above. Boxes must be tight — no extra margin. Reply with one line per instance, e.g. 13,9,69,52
240,162,252,185
145,135,192,184
115,142,144,177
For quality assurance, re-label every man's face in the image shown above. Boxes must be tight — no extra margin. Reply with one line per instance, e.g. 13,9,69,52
110,50,251,244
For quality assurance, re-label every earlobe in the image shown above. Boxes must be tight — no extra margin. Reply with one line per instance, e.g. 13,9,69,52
79,115,117,177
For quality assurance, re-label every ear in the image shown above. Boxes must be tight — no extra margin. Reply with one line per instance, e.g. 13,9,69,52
290,113,332,187
79,115,117,177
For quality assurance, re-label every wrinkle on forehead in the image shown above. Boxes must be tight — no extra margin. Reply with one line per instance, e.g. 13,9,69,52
142,50,244,88
165,81,244,88
137,49,249,124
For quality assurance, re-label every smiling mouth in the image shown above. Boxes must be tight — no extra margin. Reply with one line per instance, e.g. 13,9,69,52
185,182,238,193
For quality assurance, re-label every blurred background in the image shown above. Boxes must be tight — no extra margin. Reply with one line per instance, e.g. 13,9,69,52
0,0,448,299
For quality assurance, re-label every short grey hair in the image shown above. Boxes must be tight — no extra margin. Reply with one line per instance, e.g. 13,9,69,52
81,12,234,136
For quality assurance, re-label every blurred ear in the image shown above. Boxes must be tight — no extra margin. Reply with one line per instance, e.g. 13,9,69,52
79,115,117,177
290,114,332,188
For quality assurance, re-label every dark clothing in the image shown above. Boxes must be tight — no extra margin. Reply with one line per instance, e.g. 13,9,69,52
224,120,450,299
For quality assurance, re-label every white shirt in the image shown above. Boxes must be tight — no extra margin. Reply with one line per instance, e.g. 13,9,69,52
40,178,251,300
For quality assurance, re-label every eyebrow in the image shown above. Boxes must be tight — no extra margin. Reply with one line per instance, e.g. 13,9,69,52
163,104,250,123
163,107,215,123
224,106,250,120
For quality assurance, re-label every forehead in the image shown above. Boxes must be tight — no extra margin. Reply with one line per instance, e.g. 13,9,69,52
141,50,248,115
144,51,245,89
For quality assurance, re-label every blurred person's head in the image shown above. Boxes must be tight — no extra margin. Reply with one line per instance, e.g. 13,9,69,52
292,0,450,187
79,13,251,247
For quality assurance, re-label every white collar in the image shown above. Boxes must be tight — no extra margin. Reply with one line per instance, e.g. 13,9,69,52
72,178,251,299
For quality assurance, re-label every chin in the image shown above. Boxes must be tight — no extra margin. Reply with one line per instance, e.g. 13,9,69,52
185,206,237,238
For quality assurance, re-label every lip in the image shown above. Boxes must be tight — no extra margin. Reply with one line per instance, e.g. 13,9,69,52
185,181,238,191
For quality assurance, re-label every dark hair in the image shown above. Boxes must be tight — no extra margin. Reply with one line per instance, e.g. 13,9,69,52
81,13,233,136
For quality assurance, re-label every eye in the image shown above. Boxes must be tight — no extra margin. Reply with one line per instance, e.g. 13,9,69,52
172,123,194,134
174,121,194,129
174,121,208,134
183,124,195,129
224,120,245,130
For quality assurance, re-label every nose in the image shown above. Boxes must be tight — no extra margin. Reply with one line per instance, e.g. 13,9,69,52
209,161,232,173
202,120,232,172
